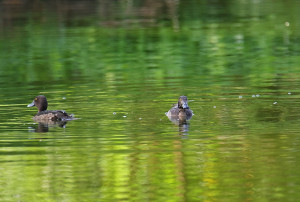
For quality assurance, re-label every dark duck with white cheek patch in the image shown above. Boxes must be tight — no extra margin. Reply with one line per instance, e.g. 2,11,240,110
27,95,73,121
166,96,193,118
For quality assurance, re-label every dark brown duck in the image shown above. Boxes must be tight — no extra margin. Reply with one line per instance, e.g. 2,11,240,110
166,96,193,118
27,95,73,121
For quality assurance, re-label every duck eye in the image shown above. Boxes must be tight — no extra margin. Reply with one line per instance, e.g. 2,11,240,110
35,98,38,101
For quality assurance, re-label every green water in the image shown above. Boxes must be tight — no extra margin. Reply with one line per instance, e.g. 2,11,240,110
1,0,300,201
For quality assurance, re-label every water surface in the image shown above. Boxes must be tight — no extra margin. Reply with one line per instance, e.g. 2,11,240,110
1,0,300,201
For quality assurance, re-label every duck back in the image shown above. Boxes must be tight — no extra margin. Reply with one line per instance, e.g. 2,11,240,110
34,110,73,121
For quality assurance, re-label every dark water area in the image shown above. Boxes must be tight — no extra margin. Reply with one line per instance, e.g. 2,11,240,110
1,0,300,201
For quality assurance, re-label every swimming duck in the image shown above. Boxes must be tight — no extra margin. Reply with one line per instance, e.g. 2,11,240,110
166,96,193,118
27,95,73,121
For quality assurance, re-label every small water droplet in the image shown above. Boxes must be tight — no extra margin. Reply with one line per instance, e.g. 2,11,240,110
123,115,127,118
256,94,260,97
139,118,142,120
239,96,243,99
213,106,216,108
113,112,116,115
62,97,66,100
288,92,292,95
273,102,277,105
252,95,255,98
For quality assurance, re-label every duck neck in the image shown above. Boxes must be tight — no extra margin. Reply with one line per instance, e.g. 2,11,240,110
38,106,47,113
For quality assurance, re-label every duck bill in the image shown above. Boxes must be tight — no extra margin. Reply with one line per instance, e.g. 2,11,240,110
182,102,189,109
27,101,35,107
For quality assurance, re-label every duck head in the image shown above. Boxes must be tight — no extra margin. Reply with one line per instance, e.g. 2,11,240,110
27,95,48,112
178,96,189,109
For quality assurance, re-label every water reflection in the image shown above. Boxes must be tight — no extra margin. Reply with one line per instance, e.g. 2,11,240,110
1,0,300,201
167,115,191,135
28,120,68,133
256,106,283,123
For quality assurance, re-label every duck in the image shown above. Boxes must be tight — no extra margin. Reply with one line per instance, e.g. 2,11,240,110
166,96,193,118
27,95,73,121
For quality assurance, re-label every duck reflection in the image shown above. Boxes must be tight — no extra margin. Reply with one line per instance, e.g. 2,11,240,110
167,115,192,135
255,106,283,123
29,120,68,133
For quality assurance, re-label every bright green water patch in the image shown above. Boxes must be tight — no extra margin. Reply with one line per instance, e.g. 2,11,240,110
1,0,300,201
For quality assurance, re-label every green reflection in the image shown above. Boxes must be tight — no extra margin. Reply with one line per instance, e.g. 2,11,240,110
0,0,300,201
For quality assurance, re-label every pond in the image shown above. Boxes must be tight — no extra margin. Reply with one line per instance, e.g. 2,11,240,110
1,0,300,201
